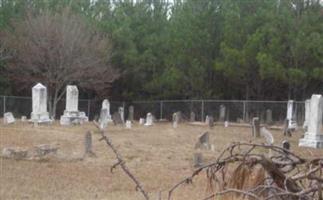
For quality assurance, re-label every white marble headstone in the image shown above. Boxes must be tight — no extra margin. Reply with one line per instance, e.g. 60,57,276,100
66,85,78,112
144,113,153,126
125,120,132,129
102,99,112,121
286,100,297,129
299,94,323,148
303,99,310,130
139,118,145,125
30,83,50,123
60,85,88,125
118,107,124,123
3,112,15,124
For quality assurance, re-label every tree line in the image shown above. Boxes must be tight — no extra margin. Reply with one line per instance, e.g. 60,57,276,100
0,0,322,103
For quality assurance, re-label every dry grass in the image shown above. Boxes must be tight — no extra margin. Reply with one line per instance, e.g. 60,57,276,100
1,121,322,200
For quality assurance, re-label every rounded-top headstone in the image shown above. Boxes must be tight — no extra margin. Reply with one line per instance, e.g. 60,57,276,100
102,99,110,109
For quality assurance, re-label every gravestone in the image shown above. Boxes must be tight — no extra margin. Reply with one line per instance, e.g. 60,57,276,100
139,118,145,125
252,117,260,138
35,144,58,157
224,121,229,128
172,112,178,128
125,120,132,129
219,105,226,122
190,112,196,122
205,115,209,124
83,131,96,157
118,107,124,123
260,127,274,145
128,106,134,122
2,147,28,160
60,85,88,125
21,116,27,122
303,99,310,131
144,113,153,126
299,94,323,148
208,116,214,128
99,108,109,130
193,153,203,168
195,132,211,150
101,99,112,122
286,100,297,129
3,112,15,124
112,112,123,125
30,83,51,123
266,109,273,125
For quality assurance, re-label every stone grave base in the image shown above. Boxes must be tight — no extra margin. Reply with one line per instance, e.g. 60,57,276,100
299,134,323,148
30,112,51,123
60,111,88,125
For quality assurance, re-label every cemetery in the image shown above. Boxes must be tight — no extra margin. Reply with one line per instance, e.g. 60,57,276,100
0,0,322,199
0,84,323,199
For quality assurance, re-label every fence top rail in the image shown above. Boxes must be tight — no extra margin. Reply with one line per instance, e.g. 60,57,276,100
0,95,305,104
131,100,305,103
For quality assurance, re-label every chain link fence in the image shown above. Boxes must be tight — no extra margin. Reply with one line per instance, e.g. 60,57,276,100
0,95,306,125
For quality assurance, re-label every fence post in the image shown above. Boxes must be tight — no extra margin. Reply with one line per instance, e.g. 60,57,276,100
243,101,246,122
87,99,91,119
3,96,6,114
201,100,204,122
160,101,163,120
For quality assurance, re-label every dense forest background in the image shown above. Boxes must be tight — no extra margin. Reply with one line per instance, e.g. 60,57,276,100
0,0,322,101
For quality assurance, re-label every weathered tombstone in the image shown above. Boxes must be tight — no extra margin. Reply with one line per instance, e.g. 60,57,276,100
21,116,27,122
118,107,124,123
30,83,51,123
83,131,96,157
139,118,145,125
205,115,209,124
195,132,210,150
252,117,260,138
260,127,274,145
219,105,226,122
112,112,123,125
299,94,323,148
101,99,112,122
266,109,273,125
2,147,28,160
35,144,58,157
128,106,134,122
125,120,132,129
286,100,297,129
144,113,153,126
208,116,214,128
3,112,15,124
99,108,108,130
190,112,196,122
224,121,229,128
303,99,310,131
193,153,203,168
172,112,178,128
60,85,88,125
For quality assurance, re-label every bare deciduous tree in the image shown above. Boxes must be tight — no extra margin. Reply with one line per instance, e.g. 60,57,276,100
4,9,119,117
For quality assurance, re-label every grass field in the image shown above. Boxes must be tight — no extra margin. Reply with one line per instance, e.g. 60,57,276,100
1,121,322,200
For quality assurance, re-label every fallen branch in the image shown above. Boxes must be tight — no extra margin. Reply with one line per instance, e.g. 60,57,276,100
168,142,323,200
93,121,150,200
